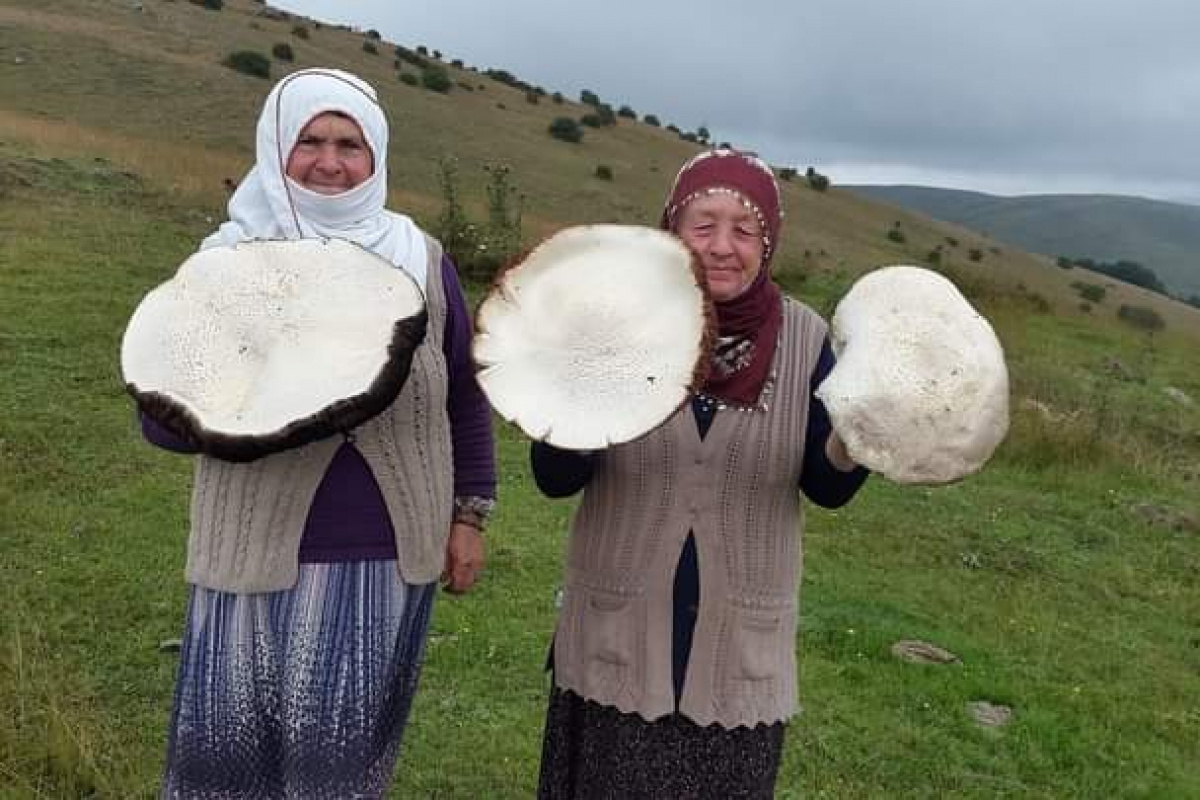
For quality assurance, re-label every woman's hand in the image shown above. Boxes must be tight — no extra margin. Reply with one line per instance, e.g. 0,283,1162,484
825,431,859,472
441,522,485,594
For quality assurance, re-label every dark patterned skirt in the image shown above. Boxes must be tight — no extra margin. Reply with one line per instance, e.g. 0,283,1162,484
537,686,786,799
161,560,435,799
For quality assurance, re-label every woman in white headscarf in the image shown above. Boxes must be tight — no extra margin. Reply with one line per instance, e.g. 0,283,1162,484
141,68,496,797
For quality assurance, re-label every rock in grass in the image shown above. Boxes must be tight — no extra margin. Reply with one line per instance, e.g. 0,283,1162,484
891,639,960,664
968,700,1013,727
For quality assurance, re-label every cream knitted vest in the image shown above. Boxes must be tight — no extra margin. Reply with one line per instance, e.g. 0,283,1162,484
184,238,452,593
553,298,827,728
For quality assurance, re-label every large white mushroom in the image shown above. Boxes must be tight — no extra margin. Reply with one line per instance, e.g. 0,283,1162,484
815,265,1009,484
473,224,712,449
121,238,427,462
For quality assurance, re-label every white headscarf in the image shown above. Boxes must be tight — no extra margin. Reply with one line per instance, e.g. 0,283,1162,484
203,68,429,287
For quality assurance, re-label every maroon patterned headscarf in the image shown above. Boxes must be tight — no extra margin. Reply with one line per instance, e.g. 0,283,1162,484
661,148,784,408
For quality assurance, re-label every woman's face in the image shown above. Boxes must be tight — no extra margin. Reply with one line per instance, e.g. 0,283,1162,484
285,112,374,195
674,191,765,302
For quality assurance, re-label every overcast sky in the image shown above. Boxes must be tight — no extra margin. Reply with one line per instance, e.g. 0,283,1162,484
275,0,1200,202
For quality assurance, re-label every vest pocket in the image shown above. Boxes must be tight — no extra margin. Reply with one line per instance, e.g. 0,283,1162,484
717,596,796,715
561,582,644,702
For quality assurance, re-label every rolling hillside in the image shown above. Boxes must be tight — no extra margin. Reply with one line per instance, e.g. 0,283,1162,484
847,185,1200,299
2,1,1199,797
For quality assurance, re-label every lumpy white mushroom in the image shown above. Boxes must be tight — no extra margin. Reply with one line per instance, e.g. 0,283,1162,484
473,224,711,450
815,265,1009,484
121,238,426,461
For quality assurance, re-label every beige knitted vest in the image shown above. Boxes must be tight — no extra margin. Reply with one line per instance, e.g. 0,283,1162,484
183,237,452,593
553,298,827,728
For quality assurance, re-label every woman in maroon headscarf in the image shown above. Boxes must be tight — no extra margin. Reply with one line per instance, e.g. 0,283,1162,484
530,148,870,797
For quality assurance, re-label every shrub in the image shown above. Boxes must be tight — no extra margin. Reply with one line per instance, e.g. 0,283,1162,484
968,248,983,262
1071,281,1106,303
666,124,680,134
886,223,906,244
362,40,378,55
778,167,797,182
222,50,270,79
457,81,474,92
580,89,600,106
945,236,959,247
189,0,222,9
395,46,425,67
680,131,698,143
399,73,419,86
805,166,830,191
696,126,710,144
643,113,661,127
416,45,429,55
291,24,309,39
451,58,464,68
548,117,583,143
421,65,452,93
1117,304,1165,332
552,92,563,104
926,248,942,266
433,158,524,282
580,114,603,128
1057,255,1075,269
366,29,381,40
594,165,613,180
617,105,636,119
271,42,294,61
433,49,443,60
1187,295,1200,309
524,90,539,104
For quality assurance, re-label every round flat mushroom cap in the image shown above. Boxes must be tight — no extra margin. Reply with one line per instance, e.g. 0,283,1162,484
121,238,427,462
473,224,711,450
815,265,1009,484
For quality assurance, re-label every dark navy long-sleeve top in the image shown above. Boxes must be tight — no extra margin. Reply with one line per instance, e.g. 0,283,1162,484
531,337,870,700
142,254,496,563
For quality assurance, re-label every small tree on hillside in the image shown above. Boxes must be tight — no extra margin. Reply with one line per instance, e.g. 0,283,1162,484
421,65,452,93
548,117,583,143
222,50,270,79
580,89,600,106
643,113,661,127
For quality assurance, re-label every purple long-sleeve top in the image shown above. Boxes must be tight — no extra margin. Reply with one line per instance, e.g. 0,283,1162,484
142,255,496,564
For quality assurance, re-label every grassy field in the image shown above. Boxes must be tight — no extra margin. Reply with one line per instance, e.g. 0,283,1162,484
2,1,1200,797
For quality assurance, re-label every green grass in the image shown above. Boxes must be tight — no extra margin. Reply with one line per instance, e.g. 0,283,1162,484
2,2,1200,794
2,147,1199,799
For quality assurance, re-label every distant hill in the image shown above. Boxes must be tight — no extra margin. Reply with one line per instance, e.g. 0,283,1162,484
845,186,1200,299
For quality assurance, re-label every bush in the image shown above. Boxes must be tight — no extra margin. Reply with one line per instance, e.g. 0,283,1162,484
271,42,294,61
549,117,583,143
886,223,906,244
1057,255,1075,269
594,165,613,180
366,29,381,40
1071,281,1106,303
524,90,539,105
451,58,464,68
968,248,983,262
945,236,959,247
617,105,636,119
222,50,270,79
361,40,378,55
189,0,222,9
778,167,797,182
1118,304,1165,332
291,24,309,39
580,114,603,128
433,158,524,282
421,65,452,93
666,124,680,134
926,248,942,266
399,73,419,87
416,45,429,56
580,89,600,106
552,92,563,104
643,113,661,127
805,166,830,191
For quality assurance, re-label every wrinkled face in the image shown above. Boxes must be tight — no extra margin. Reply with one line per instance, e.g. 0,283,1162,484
674,191,765,302
285,112,374,195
